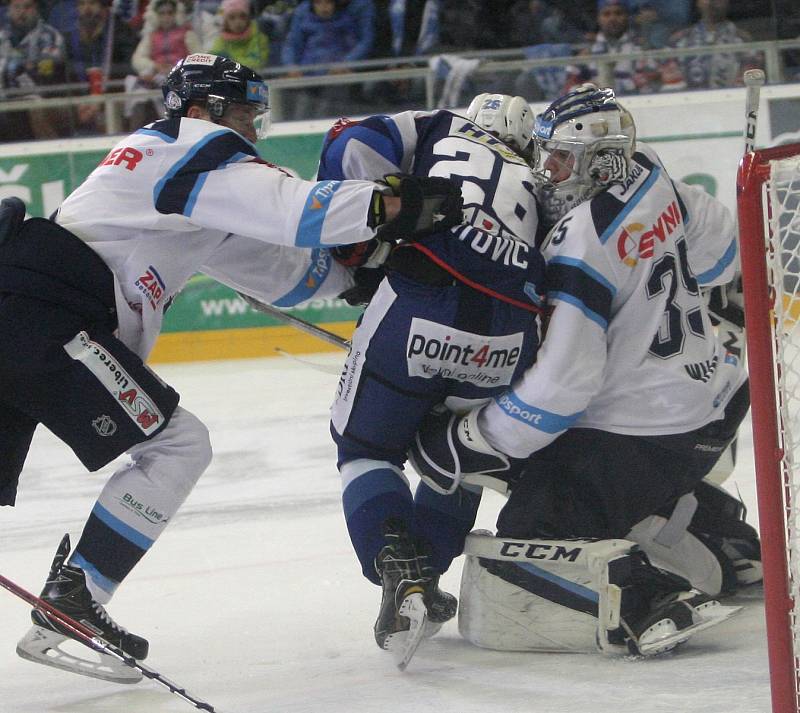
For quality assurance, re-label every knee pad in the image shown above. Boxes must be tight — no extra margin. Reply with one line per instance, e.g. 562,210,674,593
130,406,212,498
629,482,762,596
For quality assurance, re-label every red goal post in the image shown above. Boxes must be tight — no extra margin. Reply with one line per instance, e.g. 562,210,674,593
737,142,800,713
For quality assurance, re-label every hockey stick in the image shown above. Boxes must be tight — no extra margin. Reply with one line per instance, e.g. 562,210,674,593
743,68,766,155
707,69,766,483
237,293,351,350
0,573,227,713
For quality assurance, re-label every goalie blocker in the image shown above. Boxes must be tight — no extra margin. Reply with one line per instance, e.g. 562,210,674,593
459,532,740,656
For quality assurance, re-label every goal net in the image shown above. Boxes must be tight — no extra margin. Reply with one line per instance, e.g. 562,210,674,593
737,142,800,713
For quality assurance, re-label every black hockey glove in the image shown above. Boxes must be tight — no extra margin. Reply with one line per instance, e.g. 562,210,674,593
373,173,463,241
705,279,744,329
337,267,385,306
408,408,520,495
0,196,26,246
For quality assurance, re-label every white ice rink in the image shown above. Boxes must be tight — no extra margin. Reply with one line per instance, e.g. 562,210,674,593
0,354,771,713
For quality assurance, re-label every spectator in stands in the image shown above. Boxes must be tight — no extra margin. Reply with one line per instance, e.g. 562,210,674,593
507,0,592,48
565,0,660,95
63,0,138,135
128,0,199,127
281,0,375,119
0,0,67,141
632,1,672,48
661,0,763,91
506,0,593,102
209,0,270,71
181,0,222,49
255,0,298,65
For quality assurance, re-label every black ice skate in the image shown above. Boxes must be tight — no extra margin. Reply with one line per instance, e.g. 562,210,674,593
614,553,741,656
374,521,456,670
16,534,148,684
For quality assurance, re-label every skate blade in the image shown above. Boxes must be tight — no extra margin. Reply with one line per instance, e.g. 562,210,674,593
384,592,428,671
636,603,742,656
16,625,142,684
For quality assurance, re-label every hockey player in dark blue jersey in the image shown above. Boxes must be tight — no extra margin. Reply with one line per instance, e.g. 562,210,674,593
319,94,549,667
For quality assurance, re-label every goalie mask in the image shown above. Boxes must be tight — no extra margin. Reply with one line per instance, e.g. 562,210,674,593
162,53,271,141
466,93,537,165
534,84,636,225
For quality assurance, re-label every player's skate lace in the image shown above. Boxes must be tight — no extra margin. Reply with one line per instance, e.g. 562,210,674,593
32,534,149,660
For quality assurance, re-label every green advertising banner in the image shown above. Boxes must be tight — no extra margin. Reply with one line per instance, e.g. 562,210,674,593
166,275,362,333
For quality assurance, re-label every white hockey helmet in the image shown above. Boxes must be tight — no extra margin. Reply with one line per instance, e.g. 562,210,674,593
466,93,536,164
534,83,636,224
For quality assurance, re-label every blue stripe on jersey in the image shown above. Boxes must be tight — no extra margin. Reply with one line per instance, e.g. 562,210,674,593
136,118,180,142
695,238,737,285
320,116,404,179
547,257,614,330
295,181,344,247
598,165,661,245
184,151,251,217
495,391,582,432
91,502,155,550
69,552,119,595
272,248,333,307
154,130,256,216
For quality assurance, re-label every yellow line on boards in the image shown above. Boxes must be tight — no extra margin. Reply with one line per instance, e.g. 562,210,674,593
148,323,354,363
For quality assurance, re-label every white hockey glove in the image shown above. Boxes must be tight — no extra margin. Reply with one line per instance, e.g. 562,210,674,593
408,408,518,495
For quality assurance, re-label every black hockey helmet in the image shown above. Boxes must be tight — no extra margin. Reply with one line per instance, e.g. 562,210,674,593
162,53,270,138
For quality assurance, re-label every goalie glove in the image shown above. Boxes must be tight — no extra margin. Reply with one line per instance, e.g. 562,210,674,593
372,174,463,241
408,407,518,495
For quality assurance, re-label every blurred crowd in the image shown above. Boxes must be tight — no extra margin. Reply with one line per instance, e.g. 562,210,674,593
0,0,797,142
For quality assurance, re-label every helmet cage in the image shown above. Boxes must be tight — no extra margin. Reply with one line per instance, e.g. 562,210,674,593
534,84,635,223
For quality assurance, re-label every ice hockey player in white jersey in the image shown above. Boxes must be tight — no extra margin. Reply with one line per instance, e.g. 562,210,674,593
410,85,754,656
0,53,462,683
319,94,548,668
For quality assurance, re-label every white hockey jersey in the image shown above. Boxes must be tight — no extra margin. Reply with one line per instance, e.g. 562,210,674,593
55,117,379,358
480,143,747,458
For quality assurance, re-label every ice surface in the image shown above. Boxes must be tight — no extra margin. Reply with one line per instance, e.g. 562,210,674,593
0,355,770,713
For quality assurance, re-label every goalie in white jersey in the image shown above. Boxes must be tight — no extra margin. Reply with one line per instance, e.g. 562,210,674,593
0,53,462,682
410,85,754,656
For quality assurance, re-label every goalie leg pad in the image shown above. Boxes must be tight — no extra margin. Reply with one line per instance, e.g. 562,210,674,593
458,532,634,654
458,532,741,656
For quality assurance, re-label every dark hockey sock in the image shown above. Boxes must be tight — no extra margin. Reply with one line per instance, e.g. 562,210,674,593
412,480,482,574
70,504,150,602
342,465,414,584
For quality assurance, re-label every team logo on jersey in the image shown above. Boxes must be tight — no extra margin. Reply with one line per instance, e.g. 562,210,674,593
616,200,683,266
92,415,117,437
135,266,167,310
406,318,523,387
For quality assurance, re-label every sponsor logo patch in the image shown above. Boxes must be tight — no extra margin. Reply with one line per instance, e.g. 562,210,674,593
406,318,522,387
134,266,167,311
64,332,164,436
